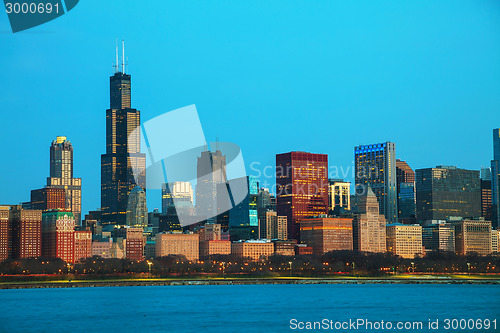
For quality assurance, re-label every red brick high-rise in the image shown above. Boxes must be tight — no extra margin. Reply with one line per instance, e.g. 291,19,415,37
30,187,66,211
0,206,10,260
42,211,75,263
276,152,328,240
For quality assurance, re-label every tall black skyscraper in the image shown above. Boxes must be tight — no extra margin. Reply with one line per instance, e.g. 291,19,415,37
491,128,500,229
195,149,227,223
101,42,146,225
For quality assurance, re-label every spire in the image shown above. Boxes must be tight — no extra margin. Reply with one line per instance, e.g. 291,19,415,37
115,39,119,73
121,39,125,74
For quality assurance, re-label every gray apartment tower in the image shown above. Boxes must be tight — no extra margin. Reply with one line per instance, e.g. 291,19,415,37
354,142,398,223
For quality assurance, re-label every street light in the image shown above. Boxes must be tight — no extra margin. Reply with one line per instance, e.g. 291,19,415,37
467,262,470,275
289,261,293,277
411,262,415,274
222,262,226,279
147,261,153,278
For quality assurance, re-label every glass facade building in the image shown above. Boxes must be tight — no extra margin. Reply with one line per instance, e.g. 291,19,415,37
228,176,259,240
415,166,481,222
354,142,398,223
276,152,329,241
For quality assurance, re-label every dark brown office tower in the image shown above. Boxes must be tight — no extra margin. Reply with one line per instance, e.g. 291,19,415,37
276,152,328,240
481,180,492,221
396,159,416,220
101,44,146,225
396,159,415,184
9,206,42,259
0,206,10,260
30,187,66,211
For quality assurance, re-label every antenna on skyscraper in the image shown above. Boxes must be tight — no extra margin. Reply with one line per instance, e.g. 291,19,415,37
121,39,125,73
115,38,119,73
216,136,219,151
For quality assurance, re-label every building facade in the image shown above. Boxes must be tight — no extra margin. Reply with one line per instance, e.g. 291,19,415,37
161,181,194,213
196,149,227,224
353,188,387,253
30,187,66,212
0,206,10,260
42,211,75,263
126,186,148,228
276,152,329,240
299,217,353,255
74,229,92,262
228,176,259,240
355,142,398,223
199,240,231,258
155,232,199,261
415,166,481,221
45,136,82,223
101,64,146,225
448,218,492,256
231,240,274,260
328,179,351,212
491,129,500,229
386,224,423,259
421,222,455,253
10,206,42,259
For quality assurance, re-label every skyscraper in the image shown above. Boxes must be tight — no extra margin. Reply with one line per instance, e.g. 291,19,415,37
354,142,398,223
195,149,227,223
42,211,75,264
228,176,259,240
396,159,416,220
415,166,481,221
126,186,148,228
101,45,146,225
491,129,500,229
9,205,42,259
161,182,194,213
276,152,329,240
46,136,82,223
352,187,387,253
328,179,351,212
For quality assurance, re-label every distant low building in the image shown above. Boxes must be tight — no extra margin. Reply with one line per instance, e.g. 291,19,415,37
386,224,423,259
492,230,499,254
199,240,231,258
448,218,492,256
231,240,274,260
92,237,112,258
273,240,296,256
422,221,455,253
156,232,199,261
74,228,92,262
299,217,353,255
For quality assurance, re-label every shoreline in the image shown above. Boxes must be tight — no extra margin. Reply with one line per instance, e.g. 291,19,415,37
2,277,499,289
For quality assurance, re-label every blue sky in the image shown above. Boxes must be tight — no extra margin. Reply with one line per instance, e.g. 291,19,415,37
0,0,499,216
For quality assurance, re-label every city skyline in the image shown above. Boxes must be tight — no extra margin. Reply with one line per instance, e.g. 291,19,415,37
1,1,500,217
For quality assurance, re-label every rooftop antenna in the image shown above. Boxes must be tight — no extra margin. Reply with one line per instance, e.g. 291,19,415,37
115,38,119,73
121,39,125,74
